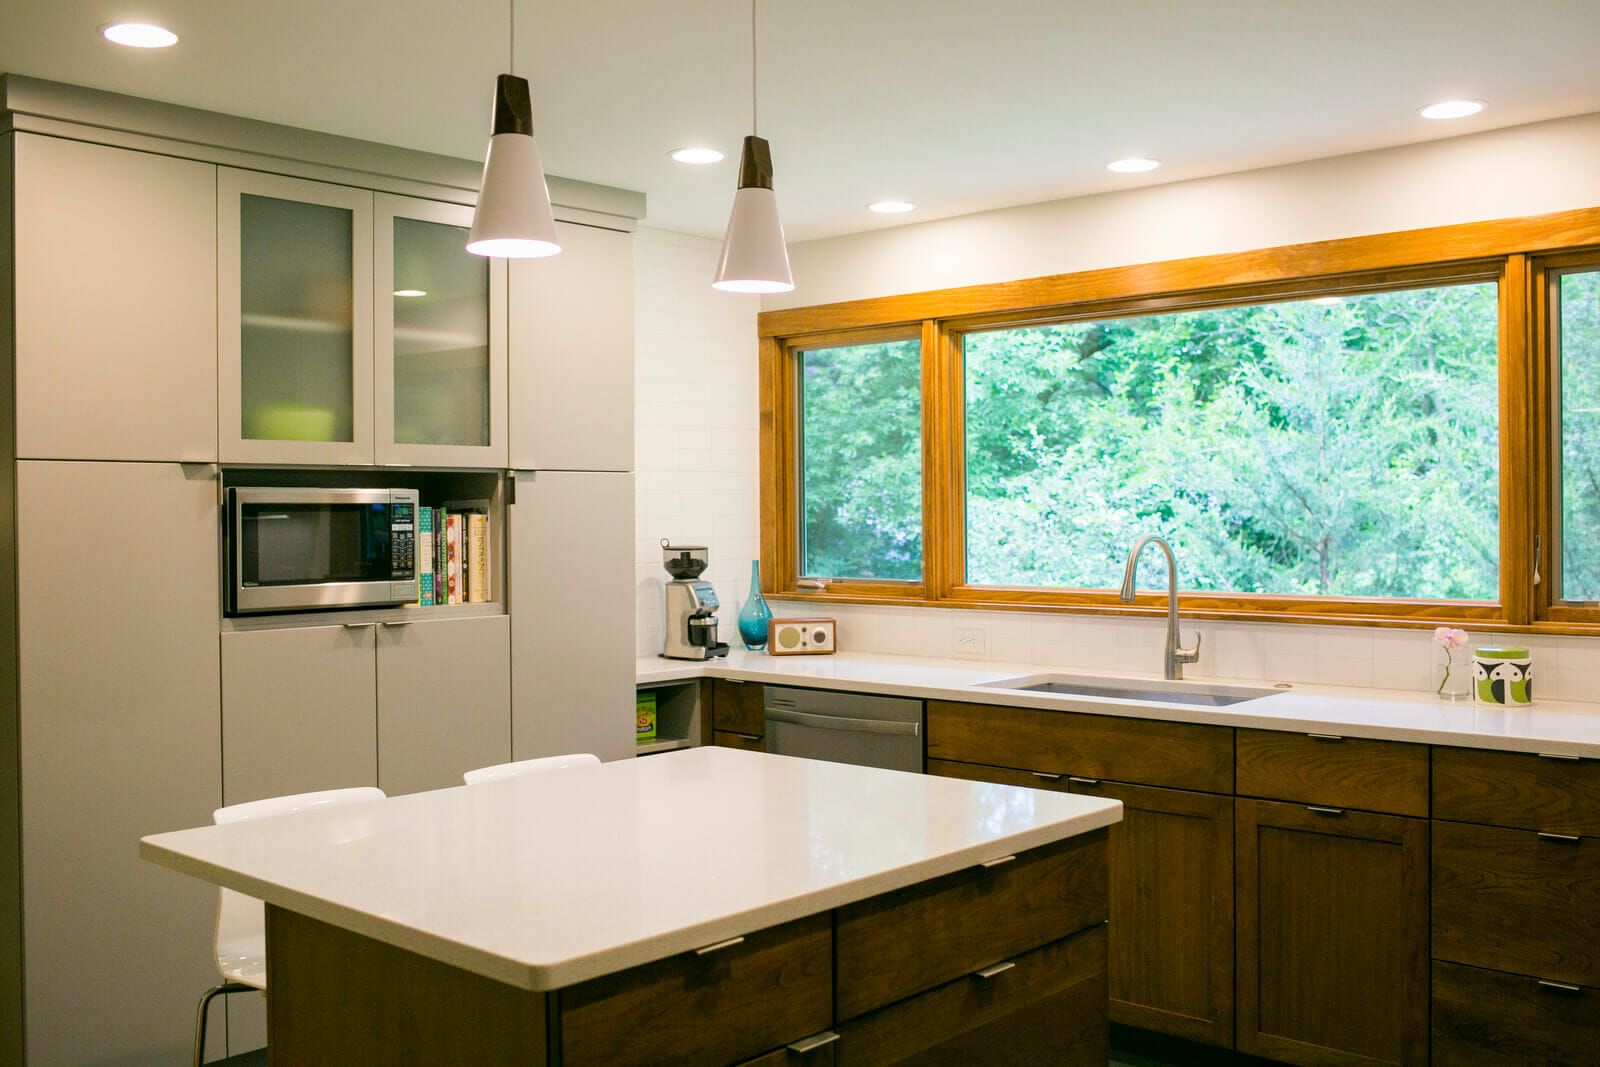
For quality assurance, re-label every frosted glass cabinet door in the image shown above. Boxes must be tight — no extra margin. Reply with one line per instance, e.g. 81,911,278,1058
374,194,507,467
219,169,375,465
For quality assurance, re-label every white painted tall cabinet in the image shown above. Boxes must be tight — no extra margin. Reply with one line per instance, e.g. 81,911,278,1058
0,76,642,1066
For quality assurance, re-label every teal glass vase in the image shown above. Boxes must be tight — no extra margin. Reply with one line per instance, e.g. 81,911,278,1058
737,560,773,651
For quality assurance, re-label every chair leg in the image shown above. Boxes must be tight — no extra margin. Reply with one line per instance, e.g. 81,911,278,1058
193,982,256,1067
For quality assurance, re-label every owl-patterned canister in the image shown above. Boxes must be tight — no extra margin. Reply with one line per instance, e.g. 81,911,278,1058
1472,647,1533,705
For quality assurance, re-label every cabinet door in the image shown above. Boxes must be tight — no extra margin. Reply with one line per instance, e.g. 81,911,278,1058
219,168,374,465
507,222,633,472
508,470,634,762
376,615,511,795
1069,780,1234,1048
221,624,378,805
16,461,222,1065
1236,798,1428,1066
13,134,218,461
374,194,508,468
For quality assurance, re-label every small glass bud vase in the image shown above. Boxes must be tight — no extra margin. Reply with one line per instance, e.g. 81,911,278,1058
1436,646,1471,701
737,559,773,651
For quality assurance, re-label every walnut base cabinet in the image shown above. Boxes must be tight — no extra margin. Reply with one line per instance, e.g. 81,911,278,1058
712,678,767,752
1235,798,1428,1066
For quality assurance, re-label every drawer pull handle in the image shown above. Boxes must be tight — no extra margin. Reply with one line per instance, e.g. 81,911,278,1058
1067,776,1101,786
787,1031,841,1054
1307,806,1345,817
976,961,1016,979
1537,980,1582,994
1307,733,1344,741
1537,831,1581,844
693,936,745,956
736,734,760,742
342,621,376,630
1031,771,1064,781
1538,752,1581,761
980,854,1016,869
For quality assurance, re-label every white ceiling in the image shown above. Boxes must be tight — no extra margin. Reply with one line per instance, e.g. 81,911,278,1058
5,1,1600,242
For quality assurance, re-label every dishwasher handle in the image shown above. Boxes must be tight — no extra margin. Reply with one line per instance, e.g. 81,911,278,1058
764,707,921,738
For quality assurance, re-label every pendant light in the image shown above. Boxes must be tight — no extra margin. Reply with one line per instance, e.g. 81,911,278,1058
713,0,794,293
466,0,561,258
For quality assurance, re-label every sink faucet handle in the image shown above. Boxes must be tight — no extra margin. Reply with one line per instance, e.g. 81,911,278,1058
1176,629,1202,663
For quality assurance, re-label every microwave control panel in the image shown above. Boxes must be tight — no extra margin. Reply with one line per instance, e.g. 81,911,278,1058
390,496,416,579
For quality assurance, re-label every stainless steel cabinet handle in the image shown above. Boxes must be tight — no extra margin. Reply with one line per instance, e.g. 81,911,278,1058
1538,752,1580,761
1307,806,1345,816
1307,733,1344,742
381,620,411,628
736,733,760,742
1537,831,1581,843
763,708,920,737
342,622,376,630
976,961,1016,979
693,936,745,956
786,1031,841,1054
1067,776,1101,786
1031,771,1064,781
1537,979,1581,994
980,854,1016,869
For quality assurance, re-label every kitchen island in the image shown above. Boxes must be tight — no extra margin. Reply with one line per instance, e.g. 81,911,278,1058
141,746,1122,1065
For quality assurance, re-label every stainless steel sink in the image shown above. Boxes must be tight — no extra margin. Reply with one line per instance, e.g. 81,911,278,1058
975,673,1280,707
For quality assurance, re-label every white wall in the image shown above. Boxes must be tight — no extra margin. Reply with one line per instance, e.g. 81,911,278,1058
637,115,1600,702
633,228,761,656
767,111,1600,310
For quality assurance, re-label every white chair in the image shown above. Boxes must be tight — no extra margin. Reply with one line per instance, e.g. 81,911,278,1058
462,753,600,785
193,786,386,1066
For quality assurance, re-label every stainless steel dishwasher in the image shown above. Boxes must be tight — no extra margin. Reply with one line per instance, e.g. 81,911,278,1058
762,686,923,772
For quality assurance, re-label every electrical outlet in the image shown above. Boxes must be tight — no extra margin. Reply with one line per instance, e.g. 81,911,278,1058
953,627,987,656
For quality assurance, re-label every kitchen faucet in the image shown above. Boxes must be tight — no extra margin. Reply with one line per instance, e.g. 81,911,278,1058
1119,535,1201,680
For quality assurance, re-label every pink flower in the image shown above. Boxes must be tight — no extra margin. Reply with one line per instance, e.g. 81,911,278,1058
1432,626,1468,649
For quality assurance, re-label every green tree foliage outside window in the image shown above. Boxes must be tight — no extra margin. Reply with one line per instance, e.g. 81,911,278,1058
801,339,922,580
962,285,1501,599
1560,270,1600,601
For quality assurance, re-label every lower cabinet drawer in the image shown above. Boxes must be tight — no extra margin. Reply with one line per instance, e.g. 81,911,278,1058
714,729,766,752
1432,820,1600,986
559,912,832,1067
835,830,1108,1019
834,923,1108,1067
1236,729,1429,816
1432,960,1599,1066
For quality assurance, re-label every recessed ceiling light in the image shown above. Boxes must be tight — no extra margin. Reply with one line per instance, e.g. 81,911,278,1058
1419,100,1485,120
671,147,725,165
1107,158,1160,174
868,201,914,214
100,22,179,48
393,289,427,298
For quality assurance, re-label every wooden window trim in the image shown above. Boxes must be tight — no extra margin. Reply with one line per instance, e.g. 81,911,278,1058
759,208,1600,634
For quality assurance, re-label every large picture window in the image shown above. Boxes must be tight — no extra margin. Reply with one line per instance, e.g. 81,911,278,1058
962,284,1500,599
759,212,1600,631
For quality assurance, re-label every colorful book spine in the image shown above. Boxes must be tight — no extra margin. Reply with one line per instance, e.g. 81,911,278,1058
417,506,435,607
467,512,489,603
433,508,445,600
445,514,462,605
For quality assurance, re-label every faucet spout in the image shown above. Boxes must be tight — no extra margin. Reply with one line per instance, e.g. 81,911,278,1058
1119,535,1202,680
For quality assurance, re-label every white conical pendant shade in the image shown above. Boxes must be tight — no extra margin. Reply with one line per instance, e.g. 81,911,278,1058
713,136,793,293
467,75,561,259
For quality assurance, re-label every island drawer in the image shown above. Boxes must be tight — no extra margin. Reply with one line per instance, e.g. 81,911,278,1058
926,700,1233,793
1432,959,1597,1066
1433,747,1600,835
834,829,1108,1019
558,911,832,1067
1236,729,1429,816
834,922,1108,1065
1432,820,1600,987
712,678,766,735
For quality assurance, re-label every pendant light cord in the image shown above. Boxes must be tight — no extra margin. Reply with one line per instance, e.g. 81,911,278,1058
751,0,758,135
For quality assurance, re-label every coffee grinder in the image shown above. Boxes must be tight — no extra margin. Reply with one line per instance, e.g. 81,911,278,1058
660,540,729,660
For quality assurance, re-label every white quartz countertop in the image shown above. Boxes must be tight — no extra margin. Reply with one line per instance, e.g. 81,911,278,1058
140,747,1121,991
639,650,1600,757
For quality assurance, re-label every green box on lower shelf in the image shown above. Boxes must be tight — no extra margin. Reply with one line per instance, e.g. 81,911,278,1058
636,691,657,743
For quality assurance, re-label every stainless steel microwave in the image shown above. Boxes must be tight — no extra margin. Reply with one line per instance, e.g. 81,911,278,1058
226,487,419,615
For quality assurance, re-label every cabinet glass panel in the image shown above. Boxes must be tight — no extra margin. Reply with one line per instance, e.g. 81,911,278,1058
390,217,491,447
239,194,355,442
